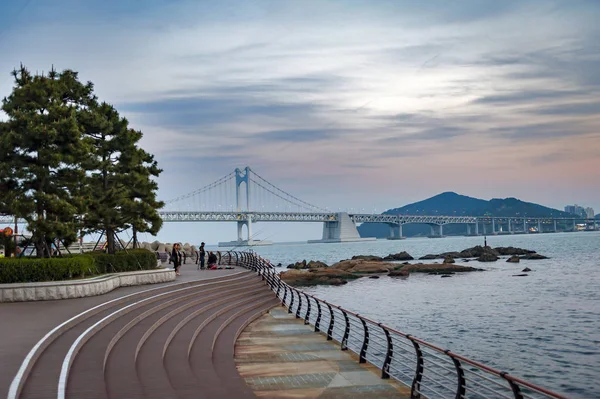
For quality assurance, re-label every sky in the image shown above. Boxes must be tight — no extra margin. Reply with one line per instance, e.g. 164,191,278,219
1,0,599,244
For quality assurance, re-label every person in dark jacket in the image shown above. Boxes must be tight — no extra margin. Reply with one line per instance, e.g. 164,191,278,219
207,251,217,269
172,243,182,276
197,242,206,270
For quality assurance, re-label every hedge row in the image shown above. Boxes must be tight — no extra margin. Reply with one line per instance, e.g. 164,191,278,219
0,249,158,284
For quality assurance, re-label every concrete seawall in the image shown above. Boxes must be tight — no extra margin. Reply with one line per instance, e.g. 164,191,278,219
0,268,175,303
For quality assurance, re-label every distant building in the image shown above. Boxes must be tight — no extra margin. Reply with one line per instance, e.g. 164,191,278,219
564,204,586,217
585,207,595,219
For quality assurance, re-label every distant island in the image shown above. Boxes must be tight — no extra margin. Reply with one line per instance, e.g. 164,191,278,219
358,192,589,238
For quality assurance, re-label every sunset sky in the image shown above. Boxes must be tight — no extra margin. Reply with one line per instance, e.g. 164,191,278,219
1,0,599,243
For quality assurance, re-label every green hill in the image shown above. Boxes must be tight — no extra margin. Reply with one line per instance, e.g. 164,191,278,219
357,192,574,238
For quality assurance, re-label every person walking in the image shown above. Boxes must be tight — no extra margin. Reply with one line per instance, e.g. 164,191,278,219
197,242,206,270
172,243,182,276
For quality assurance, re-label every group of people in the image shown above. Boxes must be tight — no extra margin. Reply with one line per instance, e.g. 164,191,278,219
171,242,218,276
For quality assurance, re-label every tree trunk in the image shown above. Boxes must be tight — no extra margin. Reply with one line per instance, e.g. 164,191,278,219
132,227,138,249
106,228,115,254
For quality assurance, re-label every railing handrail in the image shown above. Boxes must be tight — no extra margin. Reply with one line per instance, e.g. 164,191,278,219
224,250,570,399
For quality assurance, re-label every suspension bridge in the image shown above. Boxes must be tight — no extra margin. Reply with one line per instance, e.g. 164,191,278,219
1,166,597,245
160,167,597,245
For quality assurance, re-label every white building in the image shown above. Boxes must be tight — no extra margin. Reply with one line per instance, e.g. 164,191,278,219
585,207,595,219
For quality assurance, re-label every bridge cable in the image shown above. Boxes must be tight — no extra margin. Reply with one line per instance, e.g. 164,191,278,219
250,170,328,212
164,171,235,205
248,177,322,213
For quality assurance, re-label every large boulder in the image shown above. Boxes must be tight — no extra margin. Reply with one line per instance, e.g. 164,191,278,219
495,246,536,256
330,259,395,274
419,254,438,260
388,269,409,277
287,260,307,269
439,251,461,259
521,253,549,260
307,260,328,270
280,269,360,286
400,263,483,273
287,260,328,270
351,255,383,261
460,246,499,258
478,252,499,262
383,251,414,261
506,255,520,263
443,255,455,264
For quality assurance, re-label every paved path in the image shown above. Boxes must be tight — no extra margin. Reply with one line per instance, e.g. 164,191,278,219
0,264,244,397
236,307,411,398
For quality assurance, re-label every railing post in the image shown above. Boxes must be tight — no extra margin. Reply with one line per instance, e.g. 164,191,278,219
303,293,311,325
326,303,334,341
288,288,294,314
276,271,282,295
235,252,239,266
282,285,288,307
445,351,466,399
501,373,524,399
340,309,349,351
407,335,424,399
295,290,303,319
359,318,369,363
314,300,322,332
381,325,393,379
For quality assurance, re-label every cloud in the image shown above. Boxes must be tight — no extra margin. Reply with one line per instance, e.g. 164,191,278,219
1,0,600,236
533,102,600,116
472,90,585,105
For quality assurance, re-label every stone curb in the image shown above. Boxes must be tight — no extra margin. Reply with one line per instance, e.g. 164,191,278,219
0,269,176,303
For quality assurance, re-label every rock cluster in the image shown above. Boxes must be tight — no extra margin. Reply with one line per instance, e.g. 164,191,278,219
140,241,198,256
418,245,547,263
278,245,546,286
287,260,328,270
281,259,482,286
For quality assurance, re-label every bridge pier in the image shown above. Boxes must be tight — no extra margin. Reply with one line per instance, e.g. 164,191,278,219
538,220,542,233
428,224,443,237
554,220,557,232
523,218,528,233
492,218,496,235
309,212,375,243
475,222,479,235
237,219,253,241
508,219,513,234
388,224,403,239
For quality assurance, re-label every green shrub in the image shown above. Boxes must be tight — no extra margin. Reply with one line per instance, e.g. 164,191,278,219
0,249,157,284
88,249,157,274
0,256,95,284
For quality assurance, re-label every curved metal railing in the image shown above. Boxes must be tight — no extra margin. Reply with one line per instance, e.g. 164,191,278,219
223,251,569,399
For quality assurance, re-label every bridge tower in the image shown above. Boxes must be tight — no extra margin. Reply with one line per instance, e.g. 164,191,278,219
235,167,252,241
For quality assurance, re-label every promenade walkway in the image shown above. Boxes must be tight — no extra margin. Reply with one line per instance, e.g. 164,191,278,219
0,258,412,398
236,307,410,398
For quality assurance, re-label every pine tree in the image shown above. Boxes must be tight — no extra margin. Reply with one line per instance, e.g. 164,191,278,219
122,128,164,247
81,105,163,253
0,66,95,257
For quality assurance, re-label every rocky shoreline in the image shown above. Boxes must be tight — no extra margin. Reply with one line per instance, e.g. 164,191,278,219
281,245,547,286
